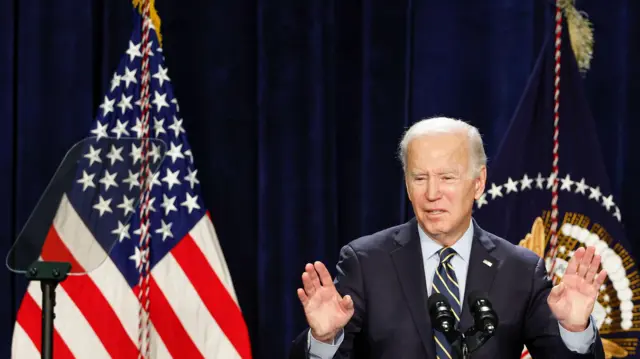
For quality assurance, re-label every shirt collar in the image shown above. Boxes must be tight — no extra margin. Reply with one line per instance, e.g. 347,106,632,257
418,219,474,263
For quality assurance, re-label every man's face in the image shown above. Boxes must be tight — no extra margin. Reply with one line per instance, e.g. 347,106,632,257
404,132,486,244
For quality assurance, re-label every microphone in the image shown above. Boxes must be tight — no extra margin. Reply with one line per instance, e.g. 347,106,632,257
426,291,499,359
427,292,457,335
467,291,499,335
428,292,463,357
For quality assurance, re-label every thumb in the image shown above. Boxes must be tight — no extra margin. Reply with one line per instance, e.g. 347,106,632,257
340,294,354,311
548,282,565,304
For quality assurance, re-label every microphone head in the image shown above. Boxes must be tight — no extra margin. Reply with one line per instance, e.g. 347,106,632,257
467,290,490,308
428,293,456,333
467,291,498,335
428,292,449,313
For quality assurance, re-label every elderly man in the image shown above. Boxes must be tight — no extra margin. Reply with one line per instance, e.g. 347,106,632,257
289,117,606,358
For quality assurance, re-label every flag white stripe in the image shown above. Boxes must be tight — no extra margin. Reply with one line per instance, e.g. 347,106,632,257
51,194,111,271
189,215,239,304
150,321,173,359
11,324,41,359
27,282,111,359
54,194,139,343
152,251,240,358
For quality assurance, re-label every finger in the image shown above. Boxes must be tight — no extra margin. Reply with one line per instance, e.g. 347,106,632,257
314,261,334,288
297,288,309,306
341,294,354,311
585,254,601,284
548,282,565,304
302,271,315,296
593,269,608,289
306,262,322,289
577,246,595,278
565,247,585,276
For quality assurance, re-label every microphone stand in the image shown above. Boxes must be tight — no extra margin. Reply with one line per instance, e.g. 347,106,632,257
450,325,495,359
429,294,497,359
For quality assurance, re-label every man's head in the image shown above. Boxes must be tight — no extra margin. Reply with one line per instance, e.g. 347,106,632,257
398,117,487,246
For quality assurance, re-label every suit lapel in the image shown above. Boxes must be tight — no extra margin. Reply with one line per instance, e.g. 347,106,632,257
460,221,500,331
389,219,436,358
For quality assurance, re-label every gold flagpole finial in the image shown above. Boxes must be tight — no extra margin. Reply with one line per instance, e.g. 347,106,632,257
132,0,163,46
558,0,594,73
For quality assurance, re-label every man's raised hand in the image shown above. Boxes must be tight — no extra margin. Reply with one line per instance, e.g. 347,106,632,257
297,261,354,343
548,246,608,332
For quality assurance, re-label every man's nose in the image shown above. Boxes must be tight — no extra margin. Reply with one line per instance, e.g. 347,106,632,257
426,178,441,201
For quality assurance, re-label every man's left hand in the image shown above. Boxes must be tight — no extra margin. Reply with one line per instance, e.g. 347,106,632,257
548,246,608,332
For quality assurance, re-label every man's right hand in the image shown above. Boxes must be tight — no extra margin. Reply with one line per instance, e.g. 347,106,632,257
297,261,355,343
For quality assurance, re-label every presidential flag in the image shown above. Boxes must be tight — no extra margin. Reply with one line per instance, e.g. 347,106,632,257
10,5,252,358
472,10,640,359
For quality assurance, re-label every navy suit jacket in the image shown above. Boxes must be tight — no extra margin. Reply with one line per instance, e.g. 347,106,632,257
289,218,605,359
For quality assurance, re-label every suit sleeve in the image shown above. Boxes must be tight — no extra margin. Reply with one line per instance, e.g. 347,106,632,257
289,244,366,359
523,257,605,359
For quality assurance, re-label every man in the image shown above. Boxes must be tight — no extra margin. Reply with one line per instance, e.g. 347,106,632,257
289,117,606,358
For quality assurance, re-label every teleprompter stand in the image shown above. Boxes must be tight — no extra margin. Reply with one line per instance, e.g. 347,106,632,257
25,261,72,359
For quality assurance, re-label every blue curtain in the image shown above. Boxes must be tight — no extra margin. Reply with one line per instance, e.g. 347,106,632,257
0,0,638,358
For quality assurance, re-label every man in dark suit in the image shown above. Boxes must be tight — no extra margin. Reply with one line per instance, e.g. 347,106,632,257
289,117,606,358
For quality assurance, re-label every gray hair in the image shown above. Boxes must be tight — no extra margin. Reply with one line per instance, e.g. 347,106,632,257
397,117,487,178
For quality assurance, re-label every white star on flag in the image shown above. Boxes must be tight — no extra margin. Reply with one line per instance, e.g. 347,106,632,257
99,96,115,117
90,121,109,141
574,178,588,195
93,195,113,217
162,168,181,190
153,64,170,87
77,170,96,191
111,119,130,139
560,174,574,191
84,145,103,166
111,221,131,242
155,219,174,241
520,174,533,190
535,173,545,189
488,183,503,199
504,177,519,193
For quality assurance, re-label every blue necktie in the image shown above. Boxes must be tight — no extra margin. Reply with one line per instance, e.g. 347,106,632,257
432,247,461,359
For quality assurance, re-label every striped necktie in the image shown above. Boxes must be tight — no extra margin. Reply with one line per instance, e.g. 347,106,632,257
432,247,461,359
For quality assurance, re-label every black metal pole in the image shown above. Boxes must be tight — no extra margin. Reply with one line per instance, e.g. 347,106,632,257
24,262,71,359
41,281,56,359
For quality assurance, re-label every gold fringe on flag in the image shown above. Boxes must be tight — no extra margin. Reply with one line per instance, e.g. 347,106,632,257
558,0,594,73
132,0,163,46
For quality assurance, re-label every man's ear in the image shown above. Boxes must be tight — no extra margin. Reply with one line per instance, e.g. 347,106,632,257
474,165,487,200
404,173,411,198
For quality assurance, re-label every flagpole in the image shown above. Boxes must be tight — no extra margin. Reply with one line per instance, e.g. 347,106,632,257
134,0,154,357
545,1,563,284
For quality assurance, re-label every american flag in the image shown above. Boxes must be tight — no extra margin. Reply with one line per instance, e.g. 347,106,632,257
10,8,252,359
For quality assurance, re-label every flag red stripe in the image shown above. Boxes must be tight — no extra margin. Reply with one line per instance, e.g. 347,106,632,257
172,235,252,359
41,226,138,358
132,277,204,359
16,294,75,358
41,226,83,272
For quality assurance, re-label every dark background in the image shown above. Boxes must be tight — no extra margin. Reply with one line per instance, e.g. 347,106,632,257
0,0,638,358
